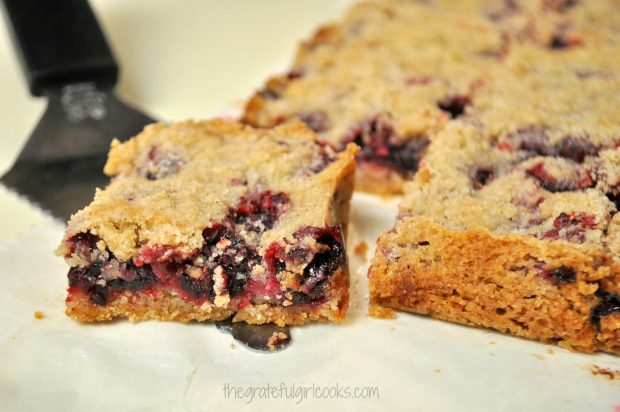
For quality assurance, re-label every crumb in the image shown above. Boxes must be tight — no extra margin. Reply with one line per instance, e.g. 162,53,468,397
533,354,545,360
354,241,368,259
489,341,496,345
267,331,290,351
591,365,620,380
434,368,441,373
11,336,16,341
34,311,44,320
230,343,237,349
547,348,555,355
368,303,397,319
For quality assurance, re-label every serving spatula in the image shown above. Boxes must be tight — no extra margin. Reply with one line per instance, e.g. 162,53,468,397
1,0,155,221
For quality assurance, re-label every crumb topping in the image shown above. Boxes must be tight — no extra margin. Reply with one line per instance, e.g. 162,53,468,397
244,0,620,193
60,120,357,261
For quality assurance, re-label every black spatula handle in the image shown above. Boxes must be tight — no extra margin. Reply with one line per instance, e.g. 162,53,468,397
2,0,118,96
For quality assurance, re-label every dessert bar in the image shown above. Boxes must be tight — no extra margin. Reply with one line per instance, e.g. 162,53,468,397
57,120,357,325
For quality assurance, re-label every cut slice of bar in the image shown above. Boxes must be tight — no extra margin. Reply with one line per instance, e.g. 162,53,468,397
369,120,620,354
243,0,619,194
56,120,358,325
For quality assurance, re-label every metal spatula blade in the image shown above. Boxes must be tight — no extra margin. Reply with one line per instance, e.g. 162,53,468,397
1,0,156,221
1,85,155,220
1,154,109,222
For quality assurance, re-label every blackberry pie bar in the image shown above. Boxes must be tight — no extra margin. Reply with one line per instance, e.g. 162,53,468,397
369,122,620,354
368,1,620,354
57,120,357,325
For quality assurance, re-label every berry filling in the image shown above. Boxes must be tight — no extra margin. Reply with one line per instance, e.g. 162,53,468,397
297,111,330,133
549,34,571,49
542,212,597,242
471,167,495,190
63,191,346,311
231,191,290,234
606,192,620,210
265,226,347,304
342,114,429,175
258,89,280,100
548,30,583,50
526,162,595,193
591,290,620,327
437,94,471,118
541,266,577,285
68,260,157,306
555,137,598,163
142,146,185,180
308,143,337,174
296,227,346,300
542,0,578,12
498,128,599,163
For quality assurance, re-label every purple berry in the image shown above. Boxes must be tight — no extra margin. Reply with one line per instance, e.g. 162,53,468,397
471,168,494,190
554,137,598,163
437,95,471,118
258,89,279,100
230,191,290,233
591,290,620,327
543,266,577,285
297,111,330,133
342,115,429,175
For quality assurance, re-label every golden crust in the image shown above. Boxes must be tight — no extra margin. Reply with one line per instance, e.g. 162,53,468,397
368,121,620,355
369,216,620,354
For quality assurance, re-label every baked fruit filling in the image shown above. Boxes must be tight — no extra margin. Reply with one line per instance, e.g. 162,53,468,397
57,120,357,325
64,219,346,313
340,114,430,179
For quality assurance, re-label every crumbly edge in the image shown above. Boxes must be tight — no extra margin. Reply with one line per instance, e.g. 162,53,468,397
241,23,342,128
368,216,620,354
242,75,287,129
